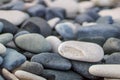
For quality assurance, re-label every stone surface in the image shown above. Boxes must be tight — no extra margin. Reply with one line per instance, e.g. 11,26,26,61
23,52,35,60
104,78,120,80
58,41,104,62
15,33,51,53
55,22,77,40
44,0,78,18
2,48,26,70
89,65,120,79
0,56,3,65
0,22,4,32
2,68,19,80
72,60,101,79
0,43,6,55
103,38,120,54
14,61,44,75
0,10,30,25
46,36,62,53
48,18,60,29
105,52,120,64
0,75,4,80
15,70,46,80
21,17,52,37
41,69,84,80
0,19,19,34
31,53,71,70
0,33,13,45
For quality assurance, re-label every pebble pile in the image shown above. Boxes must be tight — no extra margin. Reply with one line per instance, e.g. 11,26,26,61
0,0,120,80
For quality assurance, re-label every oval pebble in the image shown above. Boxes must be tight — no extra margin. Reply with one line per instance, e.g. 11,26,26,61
0,43,6,55
15,33,51,53
89,65,120,79
58,41,104,62
15,70,46,80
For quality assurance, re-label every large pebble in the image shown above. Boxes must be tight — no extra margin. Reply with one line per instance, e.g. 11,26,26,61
2,68,19,80
0,33,13,45
55,22,77,40
46,36,62,53
105,52,120,64
0,43,6,55
2,48,26,70
15,33,51,53
14,61,44,75
15,70,46,80
103,38,120,54
89,65,120,79
31,53,71,70
58,41,104,62
0,10,29,25
21,17,52,37
44,0,78,18
41,69,84,80
72,61,101,79
0,19,19,34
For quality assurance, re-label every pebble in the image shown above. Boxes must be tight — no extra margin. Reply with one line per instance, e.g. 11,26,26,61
0,19,19,34
45,7,66,20
96,16,113,24
44,0,78,18
0,43,6,55
21,17,52,37
55,22,77,40
13,61,44,75
14,70,46,80
103,38,120,54
46,36,62,53
41,69,84,80
72,60,101,79
99,8,120,23
58,41,104,62
48,17,61,29
78,1,95,13
0,22,3,32
0,75,4,80
27,4,46,17
15,33,51,53
104,78,120,80
2,68,19,80
31,53,72,70
89,65,120,79
77,24,120,45
2,48,26,70
0,10,30,25
0,33,13,45
105,52,120,64
75,14,94,24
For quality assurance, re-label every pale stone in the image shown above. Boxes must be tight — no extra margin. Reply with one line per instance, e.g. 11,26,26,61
89,65,120,79
0,43,6,55
58,41,104,62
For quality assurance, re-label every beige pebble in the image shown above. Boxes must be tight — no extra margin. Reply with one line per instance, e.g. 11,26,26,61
89,65,120,79
15,70,46,80
58,41,104,62
2,68,19,80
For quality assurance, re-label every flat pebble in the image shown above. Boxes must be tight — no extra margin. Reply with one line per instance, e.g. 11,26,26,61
31,53,71,70
15,33,51,53
14,61,44,75
72,60,101,79
89,65,120,79
2,48,26,70
21,17,52,37
2,68,19,80
105,52,120,64
0,10,30,25
58,41,104,62
41,69,84,80
0,33,13,45
103,38,120,54
46,36,62,53
0,43,6,55
15,70,46,80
